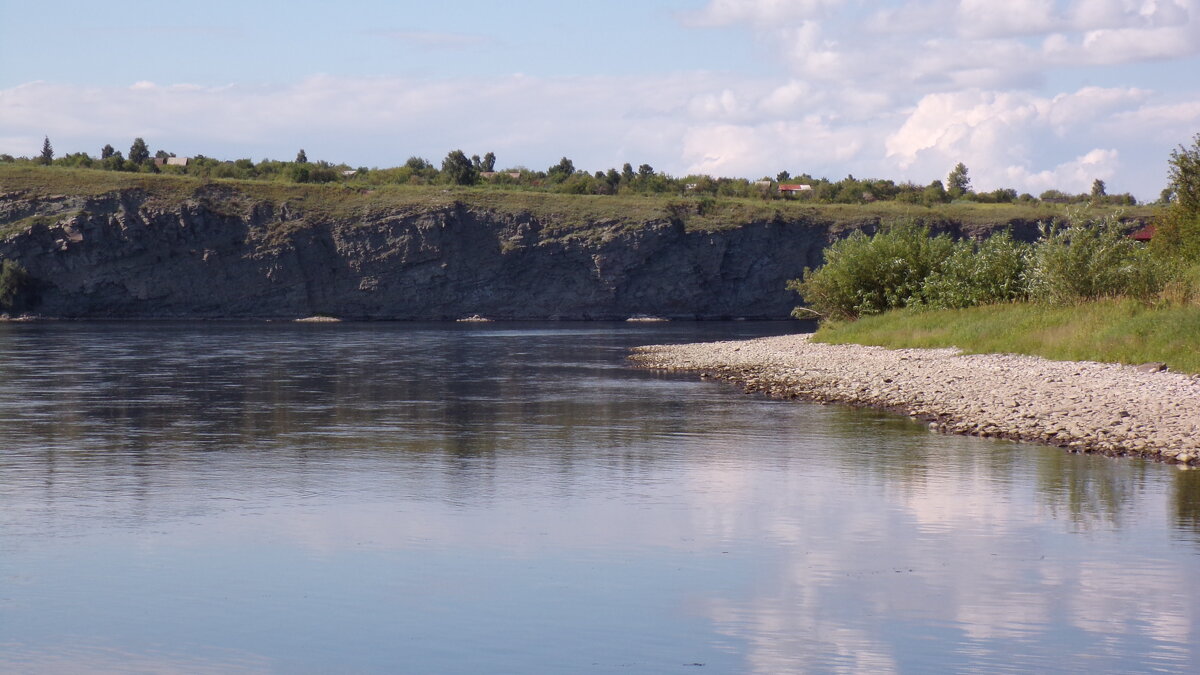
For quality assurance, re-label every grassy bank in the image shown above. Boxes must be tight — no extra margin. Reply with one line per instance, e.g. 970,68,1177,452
813,300,1200,374
0,164,1155,235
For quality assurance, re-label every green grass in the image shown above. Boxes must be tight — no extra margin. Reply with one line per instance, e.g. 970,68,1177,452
1,164,1156,238
813,300,1200,373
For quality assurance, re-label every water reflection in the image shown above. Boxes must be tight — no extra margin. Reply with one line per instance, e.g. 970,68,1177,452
1,321,1198,673
1173,467,1200,544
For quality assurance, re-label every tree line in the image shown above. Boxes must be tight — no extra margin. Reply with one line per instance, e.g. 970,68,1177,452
0,136,1143,207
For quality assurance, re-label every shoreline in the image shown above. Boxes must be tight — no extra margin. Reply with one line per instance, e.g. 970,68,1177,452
630,334,1200,466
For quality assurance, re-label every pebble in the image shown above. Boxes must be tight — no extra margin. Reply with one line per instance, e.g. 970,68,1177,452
630,334,1200,465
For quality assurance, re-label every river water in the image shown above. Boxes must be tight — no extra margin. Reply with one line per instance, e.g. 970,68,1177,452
1,322,1197,674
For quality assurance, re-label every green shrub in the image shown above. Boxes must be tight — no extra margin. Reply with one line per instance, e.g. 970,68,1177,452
788,222,957,320
1159,261,1200,307
791,216,1177,320
919,231,1030,309
1026,219,1168,304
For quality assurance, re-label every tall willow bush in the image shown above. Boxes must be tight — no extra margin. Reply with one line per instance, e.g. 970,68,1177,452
919,231,1030,309
786,223,956,320
792,217,1170,320
1026,220,1168,304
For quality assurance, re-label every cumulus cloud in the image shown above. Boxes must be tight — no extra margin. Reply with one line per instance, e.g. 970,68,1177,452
682,119,865,178
883,87,1152,193
672,0,1200,196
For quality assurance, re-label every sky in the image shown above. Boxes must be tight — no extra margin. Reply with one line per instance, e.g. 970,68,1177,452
2,0,1199,200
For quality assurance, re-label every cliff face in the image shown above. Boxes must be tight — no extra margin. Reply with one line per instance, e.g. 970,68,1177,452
0,187,840,319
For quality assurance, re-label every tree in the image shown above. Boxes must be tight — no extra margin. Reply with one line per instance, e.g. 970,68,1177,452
1167,133,1200,215
776,170,791,183
1155,133,1200,258
1091,179,1107,199
295,149,308,164
548,157,575,180
922,179,949,205
637,163,654,178
101,144,115,160
481,152,496,172
39,136,53,165
102,150,125,171
947,163,970,197
441,149,478,185
621,163,635,182
129,137,150,165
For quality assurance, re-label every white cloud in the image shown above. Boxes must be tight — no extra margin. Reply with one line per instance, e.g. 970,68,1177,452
682,118,865,178
760,0,1200,89
1110,100,1200,138
955,0,1059,38
1005,148,1122,193
884,87,1156,194
886,90,1041,169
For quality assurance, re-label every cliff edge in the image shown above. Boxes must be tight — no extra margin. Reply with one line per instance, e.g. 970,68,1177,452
0,171,1102,319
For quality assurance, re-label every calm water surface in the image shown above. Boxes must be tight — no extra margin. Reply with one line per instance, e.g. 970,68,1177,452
1,322,1198,674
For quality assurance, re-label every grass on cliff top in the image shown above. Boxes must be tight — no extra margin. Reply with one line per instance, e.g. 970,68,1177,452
813,300,1200,374
1,164,1155,235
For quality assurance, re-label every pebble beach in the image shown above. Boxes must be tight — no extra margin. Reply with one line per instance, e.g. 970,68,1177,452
631,334,1200,465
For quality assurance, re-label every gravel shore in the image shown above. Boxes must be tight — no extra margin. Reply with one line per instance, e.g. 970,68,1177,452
631,334,1200,465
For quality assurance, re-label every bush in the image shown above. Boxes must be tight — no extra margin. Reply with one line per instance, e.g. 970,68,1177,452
790,216,1176,320
1026,219,1167,304
920,232,1030,309
1159,262,1200,307
788,222,957,320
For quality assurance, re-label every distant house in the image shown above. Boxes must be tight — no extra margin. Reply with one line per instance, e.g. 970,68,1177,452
778,183,812,194
1129,224,1156,242
480,171,522,180
754,180,773,190
166,157,190,167
342,170,358,177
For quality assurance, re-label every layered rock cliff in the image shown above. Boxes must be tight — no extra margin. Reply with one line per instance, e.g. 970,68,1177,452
0,181,1051,319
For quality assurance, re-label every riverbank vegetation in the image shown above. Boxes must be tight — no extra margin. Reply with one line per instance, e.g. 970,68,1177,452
798,133,1200,373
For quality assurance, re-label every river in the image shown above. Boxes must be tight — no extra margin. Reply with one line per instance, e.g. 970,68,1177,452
1,321,1197,674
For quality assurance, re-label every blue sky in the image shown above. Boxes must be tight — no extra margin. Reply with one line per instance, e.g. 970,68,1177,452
3,0,1199,200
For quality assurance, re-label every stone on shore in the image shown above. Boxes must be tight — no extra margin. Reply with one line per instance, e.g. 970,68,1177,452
630,334,1200,465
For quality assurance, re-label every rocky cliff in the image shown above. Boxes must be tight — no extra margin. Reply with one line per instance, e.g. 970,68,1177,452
0,181,1053,319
